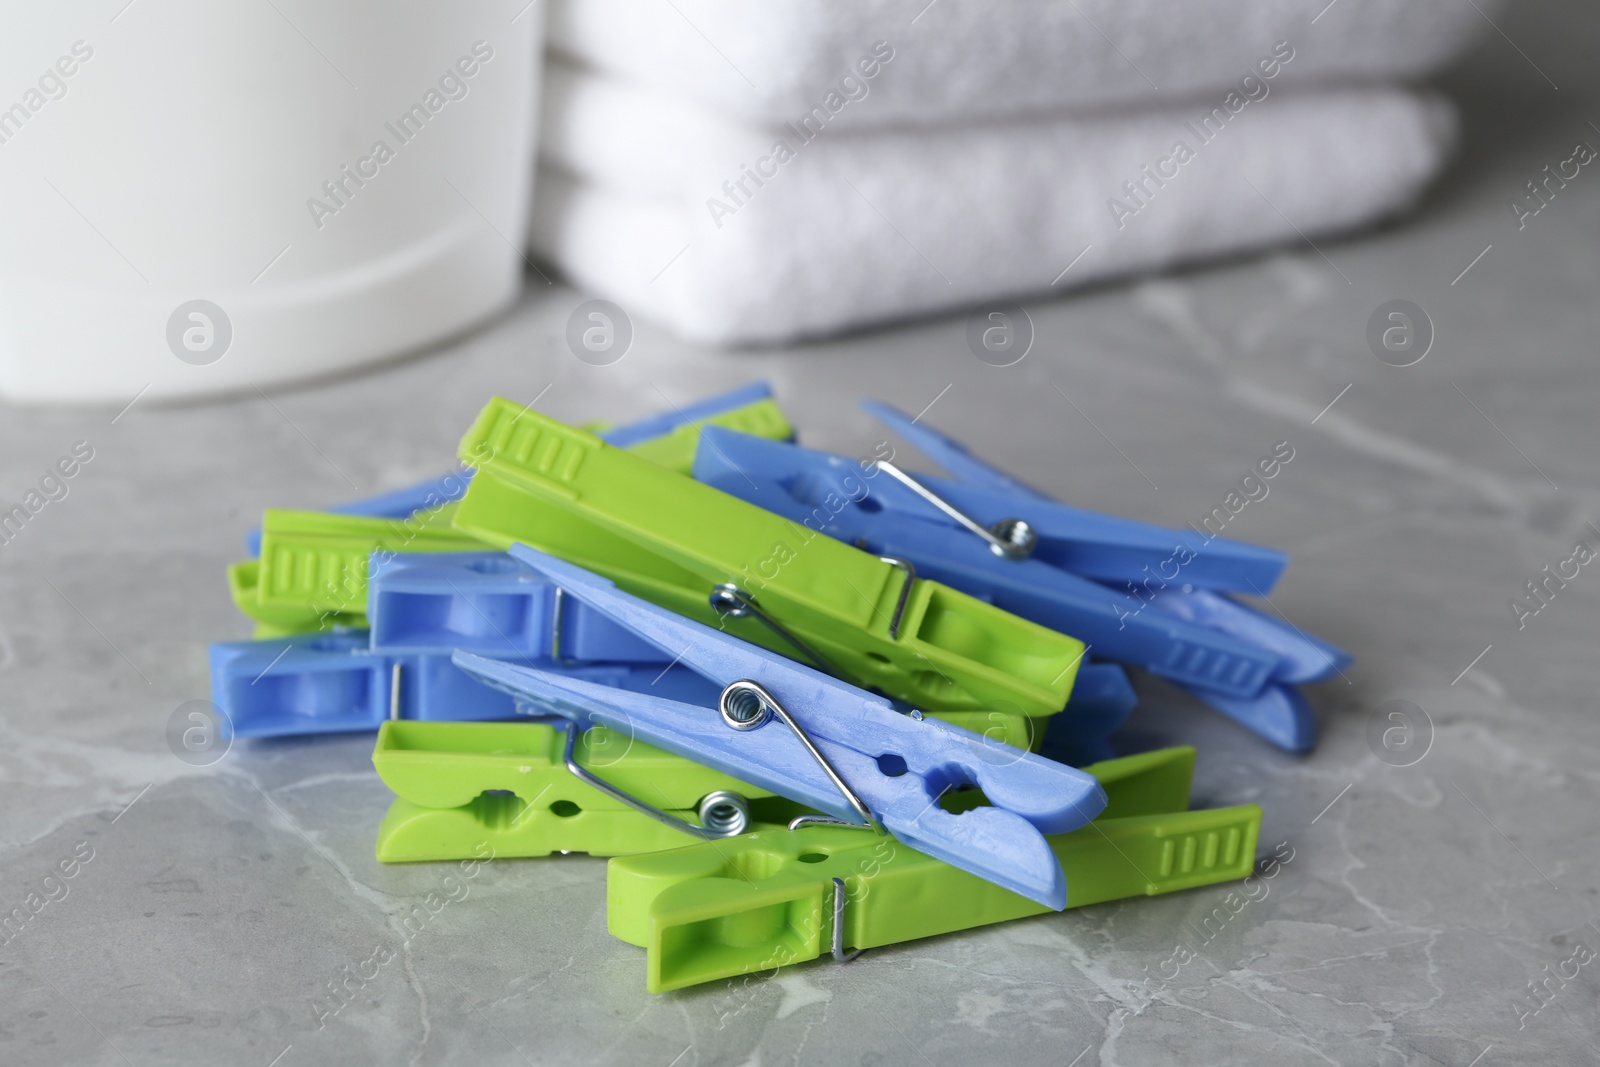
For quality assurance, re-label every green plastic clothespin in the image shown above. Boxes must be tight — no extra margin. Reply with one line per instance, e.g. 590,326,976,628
232,506,486,633
227,398,796,637
224,558,360,638
606,746,1263,992
618,396,794,475
372,721,811,862
450,399,1085,718
576,392,794,475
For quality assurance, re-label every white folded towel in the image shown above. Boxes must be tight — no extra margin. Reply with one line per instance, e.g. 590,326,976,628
548,0,1496,128
531,61,1455,345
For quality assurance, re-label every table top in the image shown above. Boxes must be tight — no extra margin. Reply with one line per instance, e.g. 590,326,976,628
3,5,1598,1065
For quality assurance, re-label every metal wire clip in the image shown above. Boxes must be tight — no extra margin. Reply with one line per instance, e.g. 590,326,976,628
876,461,1037,560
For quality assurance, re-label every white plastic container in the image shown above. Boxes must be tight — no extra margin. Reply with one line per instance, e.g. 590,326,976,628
0,1,541,404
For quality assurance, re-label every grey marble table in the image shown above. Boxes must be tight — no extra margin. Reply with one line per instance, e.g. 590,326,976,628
4,5,1599,1065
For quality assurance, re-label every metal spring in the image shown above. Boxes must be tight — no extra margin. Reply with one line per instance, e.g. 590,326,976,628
546,684,879,843
719,680,877,831
719,684,770,729
697,791,750,835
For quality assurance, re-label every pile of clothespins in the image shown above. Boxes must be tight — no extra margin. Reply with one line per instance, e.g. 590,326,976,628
211,382,1349,992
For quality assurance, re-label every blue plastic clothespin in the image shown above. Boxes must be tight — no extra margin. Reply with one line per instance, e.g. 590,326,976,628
594,380,776,450
860,399,1047,499
1049,661,1137,758
850,416,1289,592
209,630,718,738
368,552,666,663
452,546,1109,911
1138,587,1349,686
693,428,1287,700
243,382,786,555
861,402,1352,752
691,428,1320,750
371,550,1132,750
862,400,1347,678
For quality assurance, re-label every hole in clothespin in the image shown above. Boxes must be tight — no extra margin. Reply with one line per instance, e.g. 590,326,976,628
783,472,842,509
470,791,528,830
919,764,990,815
723,850,786,882
549,799,581,818
937,786,991,815
797,852,828,864
875,753,908,777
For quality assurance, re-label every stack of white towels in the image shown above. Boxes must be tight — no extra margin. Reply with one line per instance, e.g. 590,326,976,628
530,0,1497,345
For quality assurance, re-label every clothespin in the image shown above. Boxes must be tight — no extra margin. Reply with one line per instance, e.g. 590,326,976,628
860,398,1046,498
607,746,1262,992
693,428,1287,700
846,412,1290,592
862,400,1349,678
1037,661,1137,767
369,549,1061,751
452,547,1109,910
235,508,486,636
448,399,1086,718
241,381,793,555
864,661,1134,762
596,380,793,471
226,557,363,639
209,629,720,738
1137,587,1350,685
856,402,1354,752
368,551,667,663
372,720,811,861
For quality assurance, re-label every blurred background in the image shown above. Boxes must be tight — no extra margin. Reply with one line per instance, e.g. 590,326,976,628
3,2,1600,1065
0,0,1552,399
